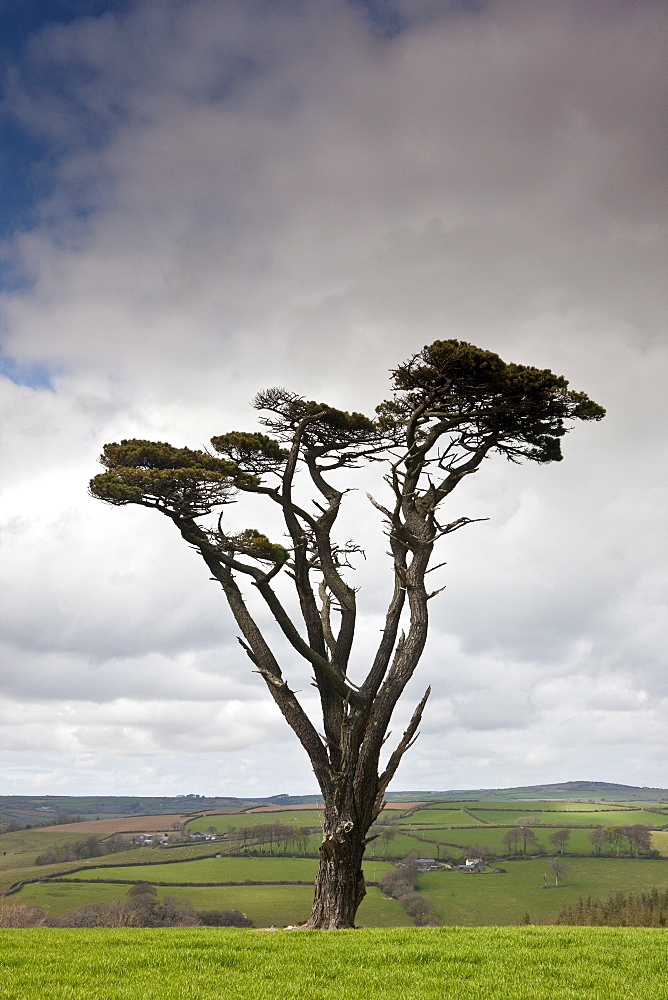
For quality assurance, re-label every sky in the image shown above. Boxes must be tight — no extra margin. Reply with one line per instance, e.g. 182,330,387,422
0,0,666,799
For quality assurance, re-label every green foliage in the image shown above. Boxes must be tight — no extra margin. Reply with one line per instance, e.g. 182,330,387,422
35,835,126,866
126,881,157,898
89,439,255,516
379,856,439,925
379,339,605,464
210,431,289,472
254,388,382,450
556,888,668,927
228,528,289,565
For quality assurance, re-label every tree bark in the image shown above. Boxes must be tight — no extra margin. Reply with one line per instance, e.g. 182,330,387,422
305,807,368,929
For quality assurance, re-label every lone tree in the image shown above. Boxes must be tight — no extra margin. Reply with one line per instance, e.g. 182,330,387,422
90,339,604,929
549,858,568,887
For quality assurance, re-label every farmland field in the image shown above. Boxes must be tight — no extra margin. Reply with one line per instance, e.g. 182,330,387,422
54,855,395,883
3,797,666,933
653,831,668,854
185,809,324,832
402,806,665,825
461,809,666,828
0,927,665,1000
11,879,409,927
9,855,667,929
439,800,632,812
424,826,596,854
397,808,486,826
419,858,668,926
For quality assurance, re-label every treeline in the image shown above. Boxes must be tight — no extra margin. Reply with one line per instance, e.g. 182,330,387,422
35,835,133,866
379,855,439,926
555,888,667,927
587,824,654,856
421,823,657,863
212,822,313,855
0,883,252,928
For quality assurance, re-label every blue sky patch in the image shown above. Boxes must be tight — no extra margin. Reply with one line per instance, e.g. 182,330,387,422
0,351,57,390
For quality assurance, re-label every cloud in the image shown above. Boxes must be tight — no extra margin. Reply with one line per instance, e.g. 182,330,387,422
0,0,666,795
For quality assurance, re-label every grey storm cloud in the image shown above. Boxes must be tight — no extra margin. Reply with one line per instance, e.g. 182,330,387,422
0,0,666,796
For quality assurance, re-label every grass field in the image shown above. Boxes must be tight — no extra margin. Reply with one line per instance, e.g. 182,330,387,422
419,858,668,926
435,800,633,812
185,809,324,832
3,798,666,933
402,806,666,828
10,855,667,929
0,927,665,1000
466,809,665,828
10,879,409,927
397,808,486,826
653,831,668,854
54,855,395,883
422,825,596,854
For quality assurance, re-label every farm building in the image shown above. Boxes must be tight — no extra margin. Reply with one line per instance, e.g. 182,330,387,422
415,859,439,871
131,833,170,846
459,858,484,873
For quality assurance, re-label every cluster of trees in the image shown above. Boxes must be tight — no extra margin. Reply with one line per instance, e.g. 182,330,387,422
0,884,253,928
555,888,667,927
498,822,655,858
379,855,438,926
501,826,542,855
35,835,132,866
588,824,654,856
223,823,313,855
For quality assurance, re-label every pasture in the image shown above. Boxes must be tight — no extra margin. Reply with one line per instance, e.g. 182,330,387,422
0,927,665,1000
12,879,410,927
10,854,667,928
185,809,323,832
2,796,666,932
419,858,668,926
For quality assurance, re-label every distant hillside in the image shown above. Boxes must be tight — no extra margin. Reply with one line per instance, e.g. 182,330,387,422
1,781,665,826
237,782,668,804
0,794,270,827
387,781,668,803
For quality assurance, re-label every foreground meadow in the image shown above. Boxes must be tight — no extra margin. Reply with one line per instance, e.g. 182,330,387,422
0,927,665,1000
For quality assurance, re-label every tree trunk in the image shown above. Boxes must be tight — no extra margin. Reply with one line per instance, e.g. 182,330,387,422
304,809,369,929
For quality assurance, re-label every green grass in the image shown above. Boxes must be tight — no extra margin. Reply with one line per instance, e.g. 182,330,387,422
7,880,409,928
443,800,643,813
392,805,668,851
55,856,396,884
653,831,668,854
11,856,667,931
0,829,94,870
185,809,324,832
59,856,321,882
0,927,665,999
457,809,666,828
397,809,486,826
419,858,668,926
424,825,596,854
